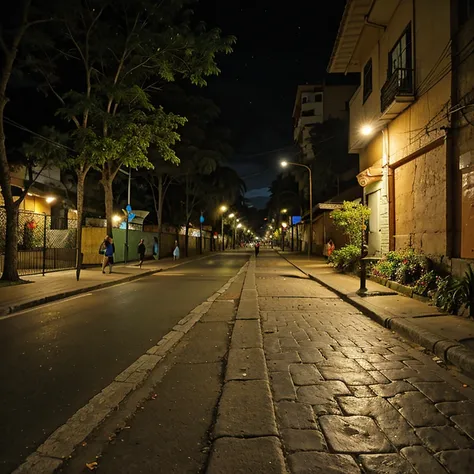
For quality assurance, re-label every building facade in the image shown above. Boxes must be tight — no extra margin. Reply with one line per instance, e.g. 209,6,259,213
328,0,473,268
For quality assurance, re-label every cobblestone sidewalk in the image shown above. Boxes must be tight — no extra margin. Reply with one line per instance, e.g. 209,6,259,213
257,251,474,474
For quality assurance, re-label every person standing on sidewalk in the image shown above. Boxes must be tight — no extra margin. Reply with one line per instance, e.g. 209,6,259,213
255,241,260,257
137,239,146,268
153,236,159,260
102,236,115,274
173,240,180,260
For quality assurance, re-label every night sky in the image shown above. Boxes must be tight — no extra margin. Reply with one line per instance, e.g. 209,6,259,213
197,0,347,208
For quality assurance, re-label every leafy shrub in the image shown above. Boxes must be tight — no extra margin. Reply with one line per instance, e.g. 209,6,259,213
330,201,371,247
432,275,465,314
372,249,427,285
458,266,474,318
413,270,437,296
329,245,361,273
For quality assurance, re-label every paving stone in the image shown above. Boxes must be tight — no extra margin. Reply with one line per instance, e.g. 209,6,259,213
264,335,281,353
389,392,448,427
410,382,466,403
451,414,474,440
298,349,324,363
355,359,375,370
436,449,474,473
359,353,386,362
372,361,406,370
319,367,377,385
340,347,364,358
288,452,361,474
275,401,317,429
290,364,324,385
231,320,263,349
320,415,392,453
226,348,266,381
207,436,286,474
436,400,474,417
368,371,390,384
266,351,301,362
379,368,420,381
361,347,391,355
415,426,473,452
280,337,300,349
297,381,350,405
370,381,416,398
359,454,416,473
350,386,376,398
338,397,420,447
214,380,277,438
317,358,362,370
400,446,448,474
383,354,416,361
281,428,327,452
292,330,310,342
267,359,292,372
406,372,444,382
312,401,343,415
270,371,296,401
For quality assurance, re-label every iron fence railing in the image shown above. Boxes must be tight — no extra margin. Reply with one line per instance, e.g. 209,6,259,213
0,208,77,276
381,68,414,113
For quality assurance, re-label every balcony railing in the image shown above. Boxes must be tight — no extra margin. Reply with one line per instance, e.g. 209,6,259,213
380,68,414,113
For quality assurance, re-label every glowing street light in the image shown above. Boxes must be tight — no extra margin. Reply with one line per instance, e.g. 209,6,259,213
220,205,228,213
112,215,122,224
281,208,288,214
280,160,313,257
45,196,56,204
219,205,227,251
228,213,235,218
361,124,373,136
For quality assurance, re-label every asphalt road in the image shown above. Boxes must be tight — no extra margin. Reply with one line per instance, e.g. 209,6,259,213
0,252,249,474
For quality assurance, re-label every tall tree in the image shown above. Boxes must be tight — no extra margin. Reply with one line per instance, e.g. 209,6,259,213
0,0,59,281
47,0,235,236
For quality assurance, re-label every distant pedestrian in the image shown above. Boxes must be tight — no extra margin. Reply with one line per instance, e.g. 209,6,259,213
255,241,260,257
173,240,180,260
325,239,335,259
138,239,146,268
153,236,159,260
101,236,115,274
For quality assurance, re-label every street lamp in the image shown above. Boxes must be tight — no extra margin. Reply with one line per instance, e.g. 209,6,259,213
219,205,227,251
361,124,373,136
280,160,313,258
281,222,288,251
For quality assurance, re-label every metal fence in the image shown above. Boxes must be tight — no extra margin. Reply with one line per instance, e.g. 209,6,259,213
0,208,77,276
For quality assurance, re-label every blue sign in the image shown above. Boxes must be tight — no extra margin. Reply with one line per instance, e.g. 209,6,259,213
125,204,132,213
199,215,205,224
291,216,302,225
128,212,136,222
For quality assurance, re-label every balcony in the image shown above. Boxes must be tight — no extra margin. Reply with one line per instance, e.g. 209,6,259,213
380,68,415,118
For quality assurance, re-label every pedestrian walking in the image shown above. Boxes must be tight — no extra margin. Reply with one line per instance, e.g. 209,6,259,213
153,236,159,260
173,240,180,260
255,241,260,257
101,236,115,274
138,239,146,268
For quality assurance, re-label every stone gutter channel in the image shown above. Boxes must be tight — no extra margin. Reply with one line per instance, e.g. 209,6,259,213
206,256,288,474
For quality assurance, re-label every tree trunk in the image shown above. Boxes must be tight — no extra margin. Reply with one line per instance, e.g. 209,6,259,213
158,175,164,259
101,164,115,237
75,169,86,278
0,97,20,281
184,174,190,257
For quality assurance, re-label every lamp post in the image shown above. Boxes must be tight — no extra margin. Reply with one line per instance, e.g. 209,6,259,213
281,222,288,251
219,205,227,251
281,161,313,258
228,213,237,249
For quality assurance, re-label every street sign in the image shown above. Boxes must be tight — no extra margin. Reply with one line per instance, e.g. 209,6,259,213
128,212,136,222
199,215,205,224
126,204,132,213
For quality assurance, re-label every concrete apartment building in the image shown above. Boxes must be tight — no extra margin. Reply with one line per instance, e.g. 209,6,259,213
293,83,357,164
328,0,474,271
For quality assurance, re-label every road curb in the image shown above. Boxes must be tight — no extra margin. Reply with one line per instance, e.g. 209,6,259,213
207,257,288,474
1,254,211,317
277,251,474,378
12,259,249,474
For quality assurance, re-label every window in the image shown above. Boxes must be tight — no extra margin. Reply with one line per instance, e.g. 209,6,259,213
459,0,474,24
302,96,308,104
314,93,323,102
301,109,314,117
388,25,412,76
363,58,373,102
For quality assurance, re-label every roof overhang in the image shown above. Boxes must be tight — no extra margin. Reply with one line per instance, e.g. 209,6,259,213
327,0,400,74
